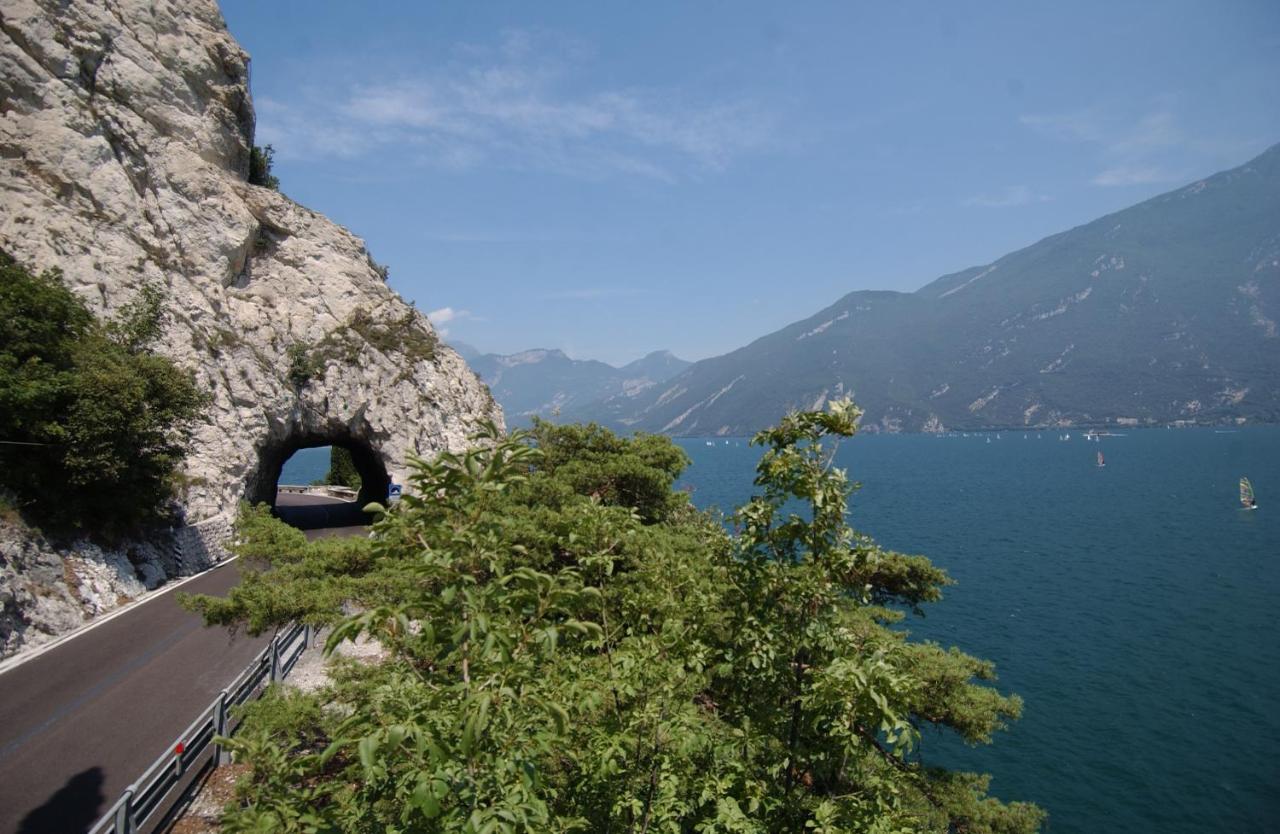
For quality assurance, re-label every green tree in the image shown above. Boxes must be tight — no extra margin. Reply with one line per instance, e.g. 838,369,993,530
286,342,323,389
527,418,690,523
324,446,362,491
191,406,1043,833
0,253,207,536
249,144,280,189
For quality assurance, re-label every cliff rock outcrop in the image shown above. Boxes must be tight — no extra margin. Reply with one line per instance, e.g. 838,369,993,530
0,0,501,655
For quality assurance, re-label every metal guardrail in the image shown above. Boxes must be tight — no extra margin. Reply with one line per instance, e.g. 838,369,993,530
88,623,311,834
277,484,358,498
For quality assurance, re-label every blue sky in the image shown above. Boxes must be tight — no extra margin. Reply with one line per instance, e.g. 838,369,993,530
219,0,1280,365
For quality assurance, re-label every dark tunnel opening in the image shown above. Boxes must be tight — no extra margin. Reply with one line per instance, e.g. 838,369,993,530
246,433,391,531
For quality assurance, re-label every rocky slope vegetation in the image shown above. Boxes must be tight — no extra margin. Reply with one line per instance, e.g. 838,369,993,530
582,144,1280,435
0,0,500,655
456,345,688,427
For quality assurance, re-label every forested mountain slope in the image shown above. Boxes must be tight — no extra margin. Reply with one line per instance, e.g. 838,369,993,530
584,144,1280,434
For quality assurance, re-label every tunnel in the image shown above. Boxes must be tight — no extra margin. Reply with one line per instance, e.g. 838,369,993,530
244,430,391,531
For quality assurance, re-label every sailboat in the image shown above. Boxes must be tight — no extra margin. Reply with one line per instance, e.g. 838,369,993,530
1240,477,1258,510
1096,451,1105,468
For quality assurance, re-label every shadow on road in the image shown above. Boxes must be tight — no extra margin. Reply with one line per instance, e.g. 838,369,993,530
273,500,372,531
18,766,104,834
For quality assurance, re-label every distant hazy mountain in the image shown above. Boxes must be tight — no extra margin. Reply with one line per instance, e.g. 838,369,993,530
452,346,691,427
578,143,1280,435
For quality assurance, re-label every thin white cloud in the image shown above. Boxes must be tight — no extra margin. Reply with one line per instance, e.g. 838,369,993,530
1090,165,1181,187
1018,111,1105,144
1106,111,1181,155
427,306,464,325
963,185,1051,208
542,287,648,300
427,306,475,338
259,30,773,181
1018,107,1183,154
1017,104,1236,188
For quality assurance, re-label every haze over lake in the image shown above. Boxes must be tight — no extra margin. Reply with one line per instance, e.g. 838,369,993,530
675,428,1280,834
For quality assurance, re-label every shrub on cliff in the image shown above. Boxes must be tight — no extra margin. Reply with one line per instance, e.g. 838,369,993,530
0,252,206,537
249,144,279,189
193,407,1043,833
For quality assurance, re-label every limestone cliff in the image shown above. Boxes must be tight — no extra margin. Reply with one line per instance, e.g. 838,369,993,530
0,0,501,655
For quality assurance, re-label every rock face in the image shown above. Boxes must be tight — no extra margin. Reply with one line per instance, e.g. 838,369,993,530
0,514,172,657
0,0,501,655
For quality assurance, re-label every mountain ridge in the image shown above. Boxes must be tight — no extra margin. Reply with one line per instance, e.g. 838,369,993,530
575,143,1280,435
454,345,691,426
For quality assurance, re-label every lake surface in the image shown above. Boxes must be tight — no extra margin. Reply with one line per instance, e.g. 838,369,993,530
280,446,331,486
675,428,1279,834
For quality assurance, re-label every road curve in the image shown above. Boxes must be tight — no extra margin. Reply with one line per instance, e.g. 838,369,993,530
0,494,367,833
275,491,374,539
0,561,266,833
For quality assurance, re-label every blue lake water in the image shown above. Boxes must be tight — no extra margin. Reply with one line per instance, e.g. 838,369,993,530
279,446,331,486
674,428,1279,834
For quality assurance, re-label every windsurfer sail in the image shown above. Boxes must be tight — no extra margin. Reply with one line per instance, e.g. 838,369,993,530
1097,451,1105,468
1240,477,1257,510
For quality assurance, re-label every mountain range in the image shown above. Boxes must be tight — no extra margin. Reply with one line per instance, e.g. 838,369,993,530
568,143,1280,435
450,344,689,427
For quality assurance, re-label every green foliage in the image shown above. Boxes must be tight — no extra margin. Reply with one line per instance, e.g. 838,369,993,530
286,342,325,389
528,418,690,522
0,253,206,536
344,307,437,365
284,309,437,390
194,405,1043,832
106,282,166,352
325,446,363,491
181,503,378,634
249,144,280,189
232,684,329,749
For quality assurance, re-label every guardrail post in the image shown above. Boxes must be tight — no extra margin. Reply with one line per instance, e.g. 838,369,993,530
115,787,133,834
213,690,228,766
269,634,280,683
87,621,312,834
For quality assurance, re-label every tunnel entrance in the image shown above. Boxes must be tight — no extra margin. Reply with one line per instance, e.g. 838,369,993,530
246,433,391,532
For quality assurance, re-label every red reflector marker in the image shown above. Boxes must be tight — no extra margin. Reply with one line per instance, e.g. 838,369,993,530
174,742,185,755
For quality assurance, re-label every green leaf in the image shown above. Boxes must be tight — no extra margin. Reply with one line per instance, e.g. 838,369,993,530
357,735,379,777
411,777,442,818
546,701,569,736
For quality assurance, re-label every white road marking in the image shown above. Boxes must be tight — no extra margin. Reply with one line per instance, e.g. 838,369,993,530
0,556,241,677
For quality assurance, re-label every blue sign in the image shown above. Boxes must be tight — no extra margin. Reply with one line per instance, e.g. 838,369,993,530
388,483,403,502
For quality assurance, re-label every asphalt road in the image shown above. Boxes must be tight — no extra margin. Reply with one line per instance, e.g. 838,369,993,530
275,492,373,539
0,494,365,833
0,561,264,833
